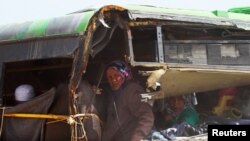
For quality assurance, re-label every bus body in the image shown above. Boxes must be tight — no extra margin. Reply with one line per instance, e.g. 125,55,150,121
0,4,250,141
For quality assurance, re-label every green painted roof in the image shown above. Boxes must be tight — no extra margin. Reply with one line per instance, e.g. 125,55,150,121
128,5,219,17
1,4,250,43
228,7,250,14
0,11,95,42
125,5,250,21
124,5,250,30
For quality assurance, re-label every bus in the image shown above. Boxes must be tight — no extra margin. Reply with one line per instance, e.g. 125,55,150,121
0,4,250,141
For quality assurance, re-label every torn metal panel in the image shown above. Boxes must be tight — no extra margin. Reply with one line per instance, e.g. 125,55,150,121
146,69,166,90
129,12,233,25
99,5,126,13
89,22,118,57
129,11,250,30
153,69,250,99
125,5,250,30
68,11,100,121
89,6,128,57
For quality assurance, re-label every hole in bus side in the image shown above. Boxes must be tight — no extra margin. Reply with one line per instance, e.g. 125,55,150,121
2,58,72,106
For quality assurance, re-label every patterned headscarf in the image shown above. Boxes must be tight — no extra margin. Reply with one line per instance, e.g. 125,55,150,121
106,60,133,80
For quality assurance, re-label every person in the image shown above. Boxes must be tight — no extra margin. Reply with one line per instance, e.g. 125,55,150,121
164,95,199,128
150,95,200,140
14,84,35,104
101,60,154,141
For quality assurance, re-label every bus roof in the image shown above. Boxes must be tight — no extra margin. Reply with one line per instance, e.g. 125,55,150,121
228,7,250,14
0,4,250,43
0,11,95,43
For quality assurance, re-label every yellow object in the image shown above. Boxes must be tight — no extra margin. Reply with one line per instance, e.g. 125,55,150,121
227,108,242,119
213,95,234,116
3,113,68,120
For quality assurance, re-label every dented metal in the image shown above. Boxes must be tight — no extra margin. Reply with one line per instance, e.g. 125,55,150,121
153,69,250,99
1,4,250,141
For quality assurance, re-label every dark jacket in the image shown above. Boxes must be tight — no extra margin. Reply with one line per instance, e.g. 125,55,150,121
102,81,154,141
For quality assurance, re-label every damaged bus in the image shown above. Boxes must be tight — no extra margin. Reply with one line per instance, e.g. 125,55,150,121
0,4,250,141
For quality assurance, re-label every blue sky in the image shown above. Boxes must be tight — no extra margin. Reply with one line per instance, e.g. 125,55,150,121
0,0,249,24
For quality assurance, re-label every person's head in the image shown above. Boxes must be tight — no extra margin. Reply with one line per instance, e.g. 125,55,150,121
15,84,35,103
105,60,132,91
168,96,185,114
